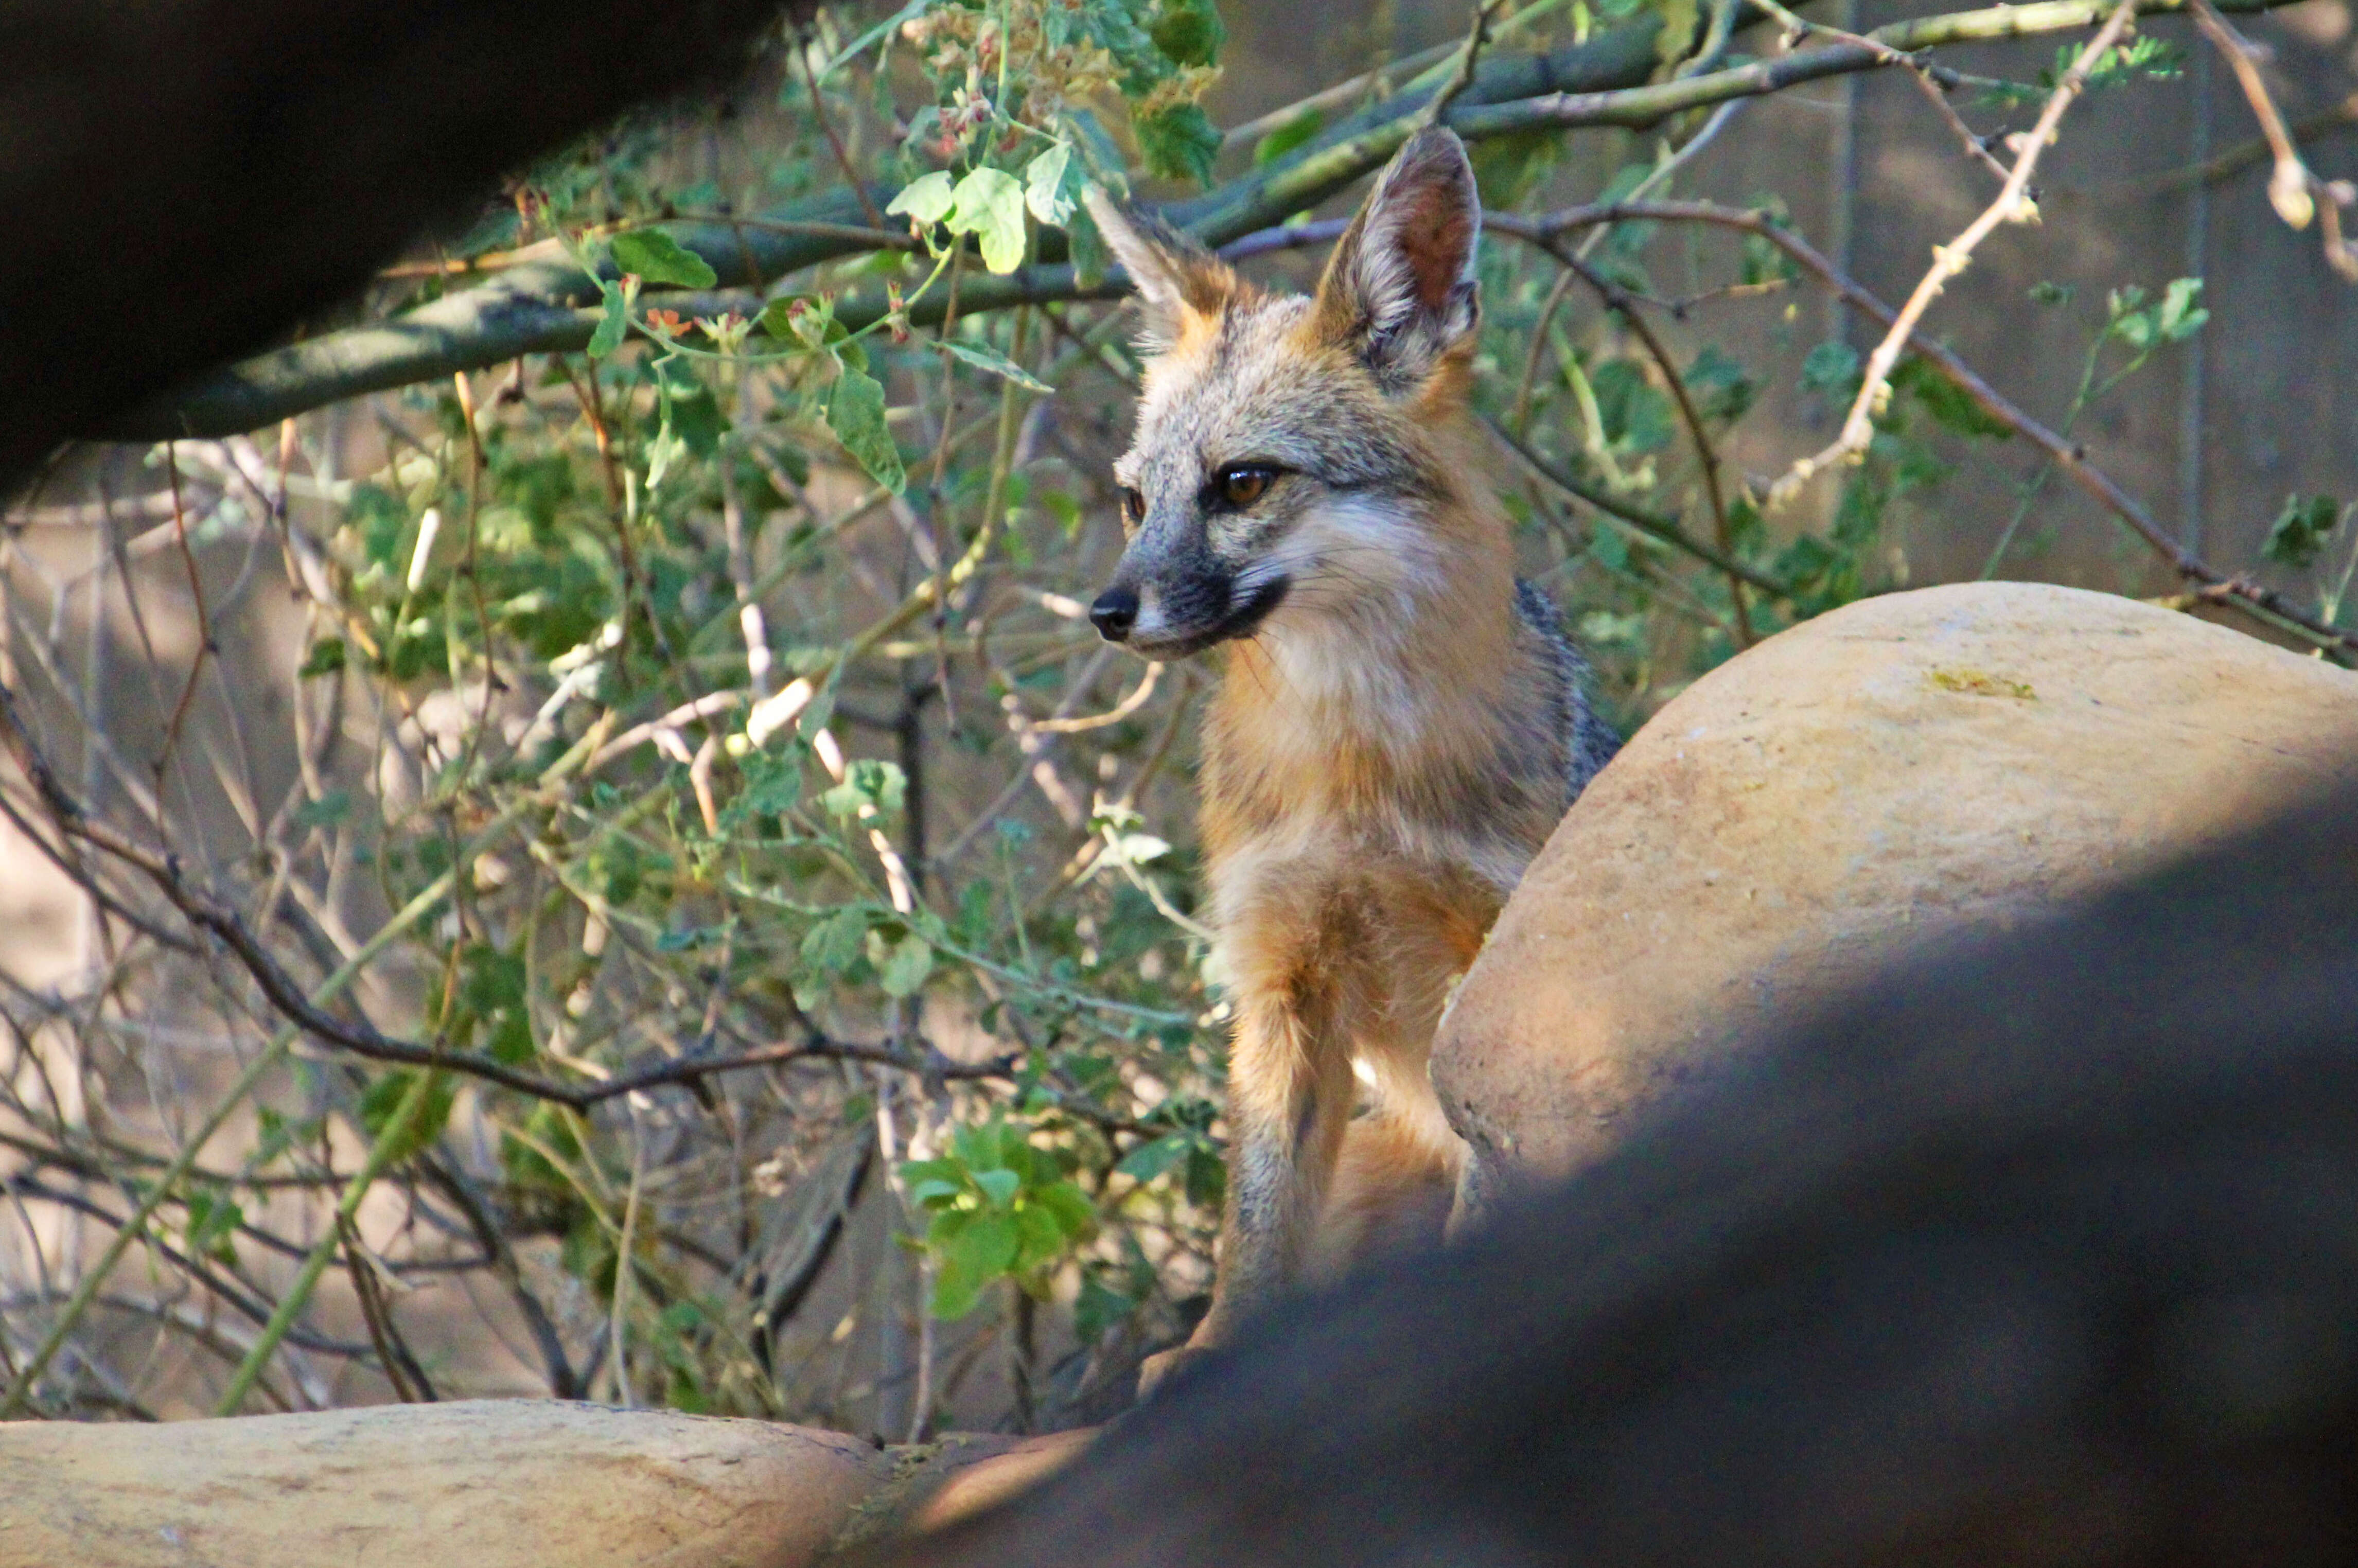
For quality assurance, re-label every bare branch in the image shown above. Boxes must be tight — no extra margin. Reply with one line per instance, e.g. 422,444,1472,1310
2189,0,2358,279
1512,199,2358,660
1773,0,2144,507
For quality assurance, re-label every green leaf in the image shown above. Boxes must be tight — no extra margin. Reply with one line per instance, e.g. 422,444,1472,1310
1253,107,1323,168
1075,1270,1144,1343
1118,1134,1187,1182
611,229,718,289
931,1211,1019,1318
1033,1180,1095,1237
460,943,526,1014
948,167,1028,274
1183,1141,1226,1207
1591,359,1673,455
867,930,934,997
2029,280,2077,308
901,1156,961,1188
940,337,1052,393
1684,345,1755,425
762,293,838,348
2264,494,2344,568
1067,199,1112,289
1135,103,1221,186
1150,0,1226,66
183,1188,245,1266
2157,276,2209,342
1739,228,1798,287
959,1210,1022,1276
973,1168,1022,1209
358,1070,454,1165
1891,357,2012,440
588,278,632,359
1023,144,1074,227
297,638,345,678
825,366,906,493
821,757,908,820
644,426,689,491
290,789,351,832
886,171,956,227
1800,341,1862,398
1469,126,1561,209
908,1176,965,1208
1652,0,1700,67
800,907,869,974
1011,1202,1065,1273
654,359,725,456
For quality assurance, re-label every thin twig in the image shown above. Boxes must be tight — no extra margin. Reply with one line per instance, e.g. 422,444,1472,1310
2188,0,2358,278
1421,0,1509,130
1772,0,2143,506
155,446,213,792
1753,0,2010,182
1032,662,1164,733
798,26,886,231
1528,240,1756,644
1482,413,1794,597
2109,93,2358,195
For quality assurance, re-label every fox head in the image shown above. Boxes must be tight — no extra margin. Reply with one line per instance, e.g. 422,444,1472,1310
1083,129,1487,659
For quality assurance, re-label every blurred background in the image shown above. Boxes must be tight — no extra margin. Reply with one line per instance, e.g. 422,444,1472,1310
2,0,2353,1435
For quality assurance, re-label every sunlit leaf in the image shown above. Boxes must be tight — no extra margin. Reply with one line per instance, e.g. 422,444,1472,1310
940,337,1051,392
948,166,1027,274
1253,108,1323,168
867,930,934,997
1135,103,1220,187
611,228,717,289
825,365,906,493
587,277,633,359
2264,494,2344,568
887,170,956,227
1023,144,1074,227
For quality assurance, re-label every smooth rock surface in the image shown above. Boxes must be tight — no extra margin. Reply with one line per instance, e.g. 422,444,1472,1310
0,1399,892,1568
1434,582,2358,1192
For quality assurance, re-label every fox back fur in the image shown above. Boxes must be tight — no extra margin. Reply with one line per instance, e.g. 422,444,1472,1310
1084,129,1617,1386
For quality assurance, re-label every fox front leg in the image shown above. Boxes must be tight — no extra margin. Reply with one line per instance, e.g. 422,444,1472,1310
1139,983,1357,1397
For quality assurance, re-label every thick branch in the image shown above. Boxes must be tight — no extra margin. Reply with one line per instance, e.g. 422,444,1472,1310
79,0,2310,447
2,0,811,486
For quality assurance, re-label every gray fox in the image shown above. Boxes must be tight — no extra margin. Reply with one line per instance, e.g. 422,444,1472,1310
1083,128,1618,1389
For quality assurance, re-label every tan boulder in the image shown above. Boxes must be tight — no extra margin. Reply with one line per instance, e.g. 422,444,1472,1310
0,1399,892,1568
0,1399,1097,1568
1434,582,2358,1192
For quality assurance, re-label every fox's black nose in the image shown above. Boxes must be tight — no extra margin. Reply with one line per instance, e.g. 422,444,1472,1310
1090,586,1139,642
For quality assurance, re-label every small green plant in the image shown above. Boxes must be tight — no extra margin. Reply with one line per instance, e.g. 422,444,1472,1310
2263,493,2358,626
1982,278,2208,577
903,1120,1098,1320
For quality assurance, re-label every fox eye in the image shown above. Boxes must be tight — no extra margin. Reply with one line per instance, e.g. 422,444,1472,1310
1118,485,1145,529
1215,464,1279,509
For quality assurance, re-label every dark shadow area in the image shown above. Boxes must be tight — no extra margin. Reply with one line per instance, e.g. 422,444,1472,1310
873,781,2358,1565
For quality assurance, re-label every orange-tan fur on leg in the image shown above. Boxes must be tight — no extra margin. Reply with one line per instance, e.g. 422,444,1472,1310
1082,130,1619,1393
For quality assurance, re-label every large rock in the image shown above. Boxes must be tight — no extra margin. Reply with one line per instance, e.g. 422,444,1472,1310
1434,582,2358,1194
0,1400,1093,1568
0,1400,883,1568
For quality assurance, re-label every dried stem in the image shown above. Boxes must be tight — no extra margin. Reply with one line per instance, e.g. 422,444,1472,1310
1772,0,2144,508
2189,0,2358,278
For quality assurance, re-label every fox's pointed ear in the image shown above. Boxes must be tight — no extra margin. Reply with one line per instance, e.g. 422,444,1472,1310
1084,185,1236,347
1310,128,1482,391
